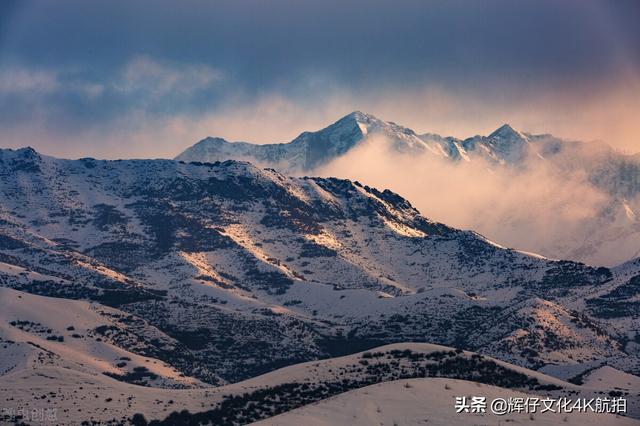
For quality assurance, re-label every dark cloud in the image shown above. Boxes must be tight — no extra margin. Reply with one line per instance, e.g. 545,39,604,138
5,1,638,81
0,0,638,157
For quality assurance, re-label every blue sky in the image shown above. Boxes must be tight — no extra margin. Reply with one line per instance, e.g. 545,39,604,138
0,0,639,158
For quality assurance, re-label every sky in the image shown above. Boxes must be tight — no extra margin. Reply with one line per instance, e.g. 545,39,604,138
0,0,639,159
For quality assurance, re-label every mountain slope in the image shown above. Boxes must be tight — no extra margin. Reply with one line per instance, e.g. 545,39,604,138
0,287,212,389
5,303,635,426
175,112,640,266
2,146,640,422
0,147,638,408
256,378,638,426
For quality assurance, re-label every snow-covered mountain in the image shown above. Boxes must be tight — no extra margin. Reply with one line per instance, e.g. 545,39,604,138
174,112,556,171
176,112,640,266
1,147,639,423
175,111,435,173
176,111,640,194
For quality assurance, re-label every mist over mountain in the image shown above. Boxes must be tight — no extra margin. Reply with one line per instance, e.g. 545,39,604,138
177,112,640,266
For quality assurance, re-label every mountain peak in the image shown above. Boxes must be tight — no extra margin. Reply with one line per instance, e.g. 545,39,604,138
0,146,42,161
339,110,381,125
200,136,231,145
0,146,39,156
489,124,524,141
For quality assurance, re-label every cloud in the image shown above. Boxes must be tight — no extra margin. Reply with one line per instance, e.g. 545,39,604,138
0,1,638,157
0,68,59,94
315,135,611,261
0,56,223,102
0,57,226,154
118,55,223,98
2,73,639,161
0,66,109,99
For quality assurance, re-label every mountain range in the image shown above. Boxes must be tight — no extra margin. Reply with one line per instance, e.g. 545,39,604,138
0,146,639,423
176,111,640,189
176,111,640,266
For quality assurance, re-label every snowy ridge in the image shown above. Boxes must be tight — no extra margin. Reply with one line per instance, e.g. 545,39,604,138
175,111,431,173
175,112,640,266
175,113,545,171
0,147,639,423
